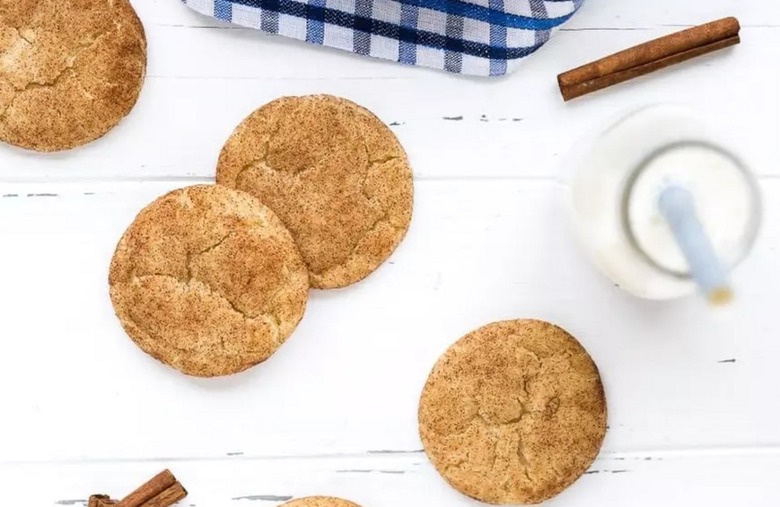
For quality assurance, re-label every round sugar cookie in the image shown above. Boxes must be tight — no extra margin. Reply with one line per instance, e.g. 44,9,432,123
0,0,146,151
217,94,413,289
281,498,362,507
418,320,607,504
109,185,309,377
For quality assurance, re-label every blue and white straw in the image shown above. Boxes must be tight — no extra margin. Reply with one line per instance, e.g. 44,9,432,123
658,185,733,304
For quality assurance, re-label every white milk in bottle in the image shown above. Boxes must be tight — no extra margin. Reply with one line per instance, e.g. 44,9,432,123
569,105,761,300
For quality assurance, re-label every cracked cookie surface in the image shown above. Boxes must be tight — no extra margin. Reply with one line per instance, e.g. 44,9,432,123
216,94,413,289
109,185,309,377
419,319,607,504
0,0,146,151
281,497,362,507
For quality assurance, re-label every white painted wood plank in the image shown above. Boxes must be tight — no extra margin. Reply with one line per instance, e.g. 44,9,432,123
2,451,779,505
0,25,776,181
1,179,778,461
613,0,780,26
1,0,776,502
568,0,780,29
138,19,779,80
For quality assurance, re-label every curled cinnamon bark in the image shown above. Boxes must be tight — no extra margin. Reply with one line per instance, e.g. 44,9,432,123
558,17,741,100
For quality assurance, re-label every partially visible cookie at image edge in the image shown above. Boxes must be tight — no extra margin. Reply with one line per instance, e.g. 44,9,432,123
0,0,147,151
281,497,363,507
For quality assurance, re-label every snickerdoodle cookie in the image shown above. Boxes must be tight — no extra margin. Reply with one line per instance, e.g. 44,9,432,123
217,95,413,289
281,498,362,507
419,320,607,504
0,0,146,151
109,185,309,377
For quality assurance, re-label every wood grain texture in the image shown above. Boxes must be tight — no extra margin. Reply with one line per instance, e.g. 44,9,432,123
0,14,777,180
2,453,780,505
0,179,778,463
0,0,778,504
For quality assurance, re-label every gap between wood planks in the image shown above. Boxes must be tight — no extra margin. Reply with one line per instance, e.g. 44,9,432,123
4,445,780,467
2,174,780,187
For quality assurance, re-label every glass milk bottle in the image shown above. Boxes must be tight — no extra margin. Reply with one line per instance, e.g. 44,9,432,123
569,105,761,301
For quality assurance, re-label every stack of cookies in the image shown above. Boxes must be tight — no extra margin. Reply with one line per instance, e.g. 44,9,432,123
109,95,414,377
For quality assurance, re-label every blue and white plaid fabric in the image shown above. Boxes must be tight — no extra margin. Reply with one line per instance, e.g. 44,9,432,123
182,0,584,76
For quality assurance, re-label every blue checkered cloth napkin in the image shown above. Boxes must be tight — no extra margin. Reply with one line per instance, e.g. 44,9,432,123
182,0,584,76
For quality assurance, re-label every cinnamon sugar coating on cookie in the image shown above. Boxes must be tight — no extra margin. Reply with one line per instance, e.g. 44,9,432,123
419,319,607,504
282,498,363,507
109,185,309,377
0,0,146,151
217,95,413,289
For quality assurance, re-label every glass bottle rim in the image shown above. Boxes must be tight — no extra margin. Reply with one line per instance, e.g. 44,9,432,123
620,140,762,279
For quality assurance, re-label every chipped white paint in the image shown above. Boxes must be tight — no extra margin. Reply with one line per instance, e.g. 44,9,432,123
3,451,780,506
0,0,779,505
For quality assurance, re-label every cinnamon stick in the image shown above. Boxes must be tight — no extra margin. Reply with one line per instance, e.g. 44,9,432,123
558,17,740,101
115,470,185,507
89,495,116,507
139,482,187,507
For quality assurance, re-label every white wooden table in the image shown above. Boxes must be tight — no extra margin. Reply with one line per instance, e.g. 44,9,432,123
1,0,779,504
